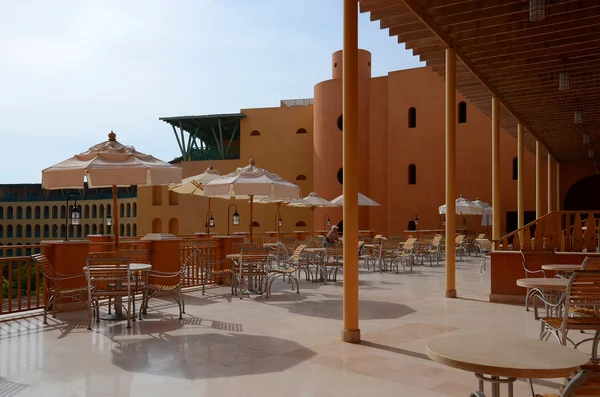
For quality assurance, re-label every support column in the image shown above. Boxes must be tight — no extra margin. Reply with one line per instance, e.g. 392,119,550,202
536,141,543,219
445,47,457,299
517,124,525,241
547,155,553,214
341,0,360,343
492,97,501,246
556,162,561,211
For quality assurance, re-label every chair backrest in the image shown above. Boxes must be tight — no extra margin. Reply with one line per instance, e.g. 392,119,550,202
561,363,600,397
521,250,555,274
401,237,418,251
475,239,493,251
382,240,397,250
455,235,466,244
232,243,254,254
431,235,443,247
31,254,56,290
290,244,306,262
564,270,600,320
85,257,131,284
582,256,600,270
88,251,117,258
240,247,270,264
477,233,486,239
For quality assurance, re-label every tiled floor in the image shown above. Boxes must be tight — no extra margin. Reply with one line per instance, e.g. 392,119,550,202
0,256,586,396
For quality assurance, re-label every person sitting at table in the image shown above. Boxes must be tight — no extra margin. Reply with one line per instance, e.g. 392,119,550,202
326,225,340,245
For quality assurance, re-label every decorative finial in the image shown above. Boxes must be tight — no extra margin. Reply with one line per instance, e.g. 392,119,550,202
249,158,255,166
108,131,116,141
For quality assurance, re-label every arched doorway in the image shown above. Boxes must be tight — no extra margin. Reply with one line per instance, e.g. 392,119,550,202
564,175,600,211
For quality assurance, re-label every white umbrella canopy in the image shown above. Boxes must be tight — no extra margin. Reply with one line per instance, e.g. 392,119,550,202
169,165,220,196
169,165,221,236
203,158,301,241
331,192,381,207
287,192,338,235
41,131,183,247
473,198,493,227
255,196,294,240
439,195,484,215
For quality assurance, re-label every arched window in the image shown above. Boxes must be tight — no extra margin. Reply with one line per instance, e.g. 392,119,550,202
126,224,131,237
337,115,343,131
252,221,260,227
99,204,105,219
7,206,14,219
60,224,66,238
17,206,23,219
458,101,467,123
52,224,58,237
99,224,104,235
26,206,32,219
152,186,162,206
84,205,90,218
295,221,307,227
133,224,137,236
168,218,178,235
0,225,3,238
168,191,178,206
52,206,58,219
43,206,49,219
296,128,307,134
26,225,32,238
84,224,89,237
408,107,417,128
92,205,97,218
152,218,162,233
34,225,40,238
408,164,417,185
120,203,125,217
91,224,97,234
34,206,40,219
16,225,23,238
7,225,13,238
0,207,3,219
296,175,307,181
120,224,125,237
337,168,343,185
250,130,261,136
512,157,518,180
43,225,49,238
126,203,131,217
60,205,66,219
133,203,137,217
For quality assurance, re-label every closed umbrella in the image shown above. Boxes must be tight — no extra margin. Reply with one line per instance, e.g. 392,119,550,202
203,158,301,242
41,131,182,247
287,192,338,236
169,165,221,236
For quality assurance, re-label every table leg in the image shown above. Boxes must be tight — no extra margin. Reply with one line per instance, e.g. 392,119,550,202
475,373,517,397
100,280,127,321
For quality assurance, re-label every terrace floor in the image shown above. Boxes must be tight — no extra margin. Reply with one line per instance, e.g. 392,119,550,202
0,257,576,397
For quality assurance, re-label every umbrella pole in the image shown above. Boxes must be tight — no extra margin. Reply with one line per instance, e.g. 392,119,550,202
276,202,281,242
112,185,119,248
312,208,316,236
249,195,254,244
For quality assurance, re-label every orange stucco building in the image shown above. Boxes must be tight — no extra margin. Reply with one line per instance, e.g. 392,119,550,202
137,49,593,238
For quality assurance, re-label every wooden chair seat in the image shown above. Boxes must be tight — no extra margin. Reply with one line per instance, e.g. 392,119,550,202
541,316,600,330
569,306,597,317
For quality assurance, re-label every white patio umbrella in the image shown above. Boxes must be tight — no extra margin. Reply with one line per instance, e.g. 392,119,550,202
41,131,182,247
330,192,381,207
439,195,483,234
287,192,338,236
203,158,301,242
169,165,221,236
255,197,291,241
473,198,493,229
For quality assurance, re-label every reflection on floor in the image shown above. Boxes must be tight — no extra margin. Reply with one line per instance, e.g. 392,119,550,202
0,256,581,396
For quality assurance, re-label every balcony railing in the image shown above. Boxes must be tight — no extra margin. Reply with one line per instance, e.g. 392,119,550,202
1,245,44,315
496,211,600,252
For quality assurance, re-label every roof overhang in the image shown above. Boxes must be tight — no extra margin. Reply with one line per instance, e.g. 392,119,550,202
360,0,600,161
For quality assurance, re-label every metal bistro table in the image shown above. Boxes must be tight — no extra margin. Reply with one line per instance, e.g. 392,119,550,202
541,264,581,279
426,334,589,397
84,263,152,321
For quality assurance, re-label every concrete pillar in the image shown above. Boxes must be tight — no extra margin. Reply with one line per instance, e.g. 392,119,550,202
445,47,457,298
536,141,543,219
517,124,525,241
341,0,360,343
547,154,553,213
492,97,501,245
556,162,561,211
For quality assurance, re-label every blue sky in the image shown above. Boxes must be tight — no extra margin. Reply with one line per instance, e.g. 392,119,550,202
0,0,422,183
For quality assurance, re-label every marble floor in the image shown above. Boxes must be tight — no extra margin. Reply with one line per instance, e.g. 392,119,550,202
0,256,585,396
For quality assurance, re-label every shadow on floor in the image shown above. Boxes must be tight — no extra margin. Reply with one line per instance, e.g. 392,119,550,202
0,377,29,397
271,298,415,320
110,331,315,380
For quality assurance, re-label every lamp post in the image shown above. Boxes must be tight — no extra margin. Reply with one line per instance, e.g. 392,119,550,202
227,204,240,236
412,213,419,230
64,194,80,241
324,215,331,230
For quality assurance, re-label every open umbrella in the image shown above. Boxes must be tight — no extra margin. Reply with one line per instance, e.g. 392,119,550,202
41,131,182,247
255,197,290,241
287,192,338,236
439,195,483,234
331,192,381,207
169,165,221,237
203,158,301,242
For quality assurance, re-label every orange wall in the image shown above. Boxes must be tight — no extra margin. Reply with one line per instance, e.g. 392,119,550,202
137,49,595,238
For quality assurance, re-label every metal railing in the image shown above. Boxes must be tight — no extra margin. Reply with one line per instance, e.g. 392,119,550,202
0,245,44,315
179,239,221,287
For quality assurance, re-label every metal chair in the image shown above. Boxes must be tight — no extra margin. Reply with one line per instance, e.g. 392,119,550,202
521,250,555,311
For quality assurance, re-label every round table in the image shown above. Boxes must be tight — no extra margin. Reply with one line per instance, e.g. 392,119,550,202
427,334,589,397
516,278,569,290
541,264,581,272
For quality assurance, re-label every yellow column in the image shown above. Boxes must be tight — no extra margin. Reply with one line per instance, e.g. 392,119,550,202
556,162,560,211
547,155,553,214
517,124,524,241
445,47,457,298
341,0,360,343
536,141,542,218
492,97,501,246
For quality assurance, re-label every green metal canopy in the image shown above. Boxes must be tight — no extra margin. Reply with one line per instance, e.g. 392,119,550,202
160,113,245,163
